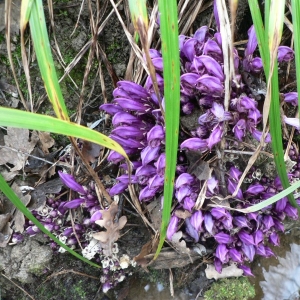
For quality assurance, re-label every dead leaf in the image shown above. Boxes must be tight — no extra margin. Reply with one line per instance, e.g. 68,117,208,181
11,183,31,233
0,128,38,180
146,199,162,230
205,264,243,280
174,209,191,219
0,222,12,247
171,231,191,255
134,235,159,267
186,151,211,181
93,202,127,256
38,132,54,154
81,140,102,163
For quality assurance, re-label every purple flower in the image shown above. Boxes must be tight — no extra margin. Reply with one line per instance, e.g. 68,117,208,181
214,258,222,274
182,38,197,61
228,178,244,200
262,215,274,231
113,98,148,112
256,244,267,256
180,138,208,151
242,243,255,261
251,129,271,143
176,186,191,202
250,57,263,73
64,198,85,209
100,103,123,115
167,216,179,240
111,126,145,140
278,46,294,62
141,146,160,165
238,230,255,245
247,108,262,124
253,230,264,245
194,26,209,43
175,173,194,189
152,57,163,71
190,211,204,231
112,111,140,126
269,232,280,246
193,55,224,81
110,134,142,149
215,244,229,263
239,265,254,277
229,166,242,182
207,176,218,194
240,96,257,110
222,212,233,230
90,211,102,223
148,175,164,189
211,207,227,219
58,171,86,195
204,212,214,235
284,92,298,106
185,217,199,242
203,39,222,61
147,125,165,147
109,182,128,196
207,124,223,150
233,119,246,141
284,203,298,219
117,80,149,99
275,197,288,212
135,165,157,184
214,232,233,244
107,150,125,164
228,248,243,263
245,25,258,56
246,183,265,195
233,216,251,229
210,102,231,122
197,74,224,96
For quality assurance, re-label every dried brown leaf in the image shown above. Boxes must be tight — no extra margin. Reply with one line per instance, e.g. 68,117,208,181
81,140,102,163
93,202,127,256
38,132,54,154
205,263,243,280
171,231,191,255
134,235,159,267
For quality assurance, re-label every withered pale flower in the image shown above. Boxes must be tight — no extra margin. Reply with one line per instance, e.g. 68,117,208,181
283,116,300,131
210,102,232,122
58,171,86,195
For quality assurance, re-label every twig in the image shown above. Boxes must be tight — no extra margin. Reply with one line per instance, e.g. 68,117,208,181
1,273,36,300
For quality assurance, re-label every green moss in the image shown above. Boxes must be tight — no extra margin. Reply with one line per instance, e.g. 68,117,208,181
204,277,255,300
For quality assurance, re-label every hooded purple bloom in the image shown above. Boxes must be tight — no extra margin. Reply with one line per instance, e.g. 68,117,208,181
262,215,274,231
277,46,294,62
193,55,224,81
250,57,263,73
107,150,124,164
203,39,223,61
183,197,195,212
152,57,163,72
269,232,280,246
111,126,145,140
204,212,214,235
100,103,124,115
222,212,233,230
113,98,148,112
155,153,166,176
214,258,222,274
197,74,224,96
242,243,255,261
207,124,223,150
180,137,208,152
284,92,298,106
238,230,255,245
139,186,157,201
228,178,244,200
214,232,233,244
207,176,218,194
148,175,164,189
275,197,288,212
273,219,285,232
141,146,160,165
253,230,264,246
229,166,242,182
245,25,258,56
211,102,231,122
64,198,85,209
181,38,197,61
110,134,142,149
240,96,257,110
229,248,243,263
147,125,165,147
109,182,128,196
233,216,251,229
194,26,209,43
167,216,179,240
112,111,141,126
215,244,229,263
185,217,199,242
233,119,246,141
58,171,86,195
251,129,271,143
255,244,267,257
175,173,194,189
265,246,275,257
190,211,204,232
117,80,149,99
213,0,220,31
246,183,265,195
90,211,102,223
176,185,191,202
211,207,227,219
284,203,298,220
239,265,254,277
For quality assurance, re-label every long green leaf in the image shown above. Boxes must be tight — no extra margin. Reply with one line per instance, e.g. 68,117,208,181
0,174,100,268
0,107,128,158
291,0,300,115
28,0,69,120
249,0,297,208
154,0,180,259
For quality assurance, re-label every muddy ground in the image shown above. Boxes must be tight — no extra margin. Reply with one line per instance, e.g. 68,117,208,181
0,0,268,299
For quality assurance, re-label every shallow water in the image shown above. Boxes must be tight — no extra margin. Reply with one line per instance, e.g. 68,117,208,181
250,219,300,300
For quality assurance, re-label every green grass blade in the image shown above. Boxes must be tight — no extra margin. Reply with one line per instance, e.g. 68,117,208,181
211,179,300,213
291,0,300,113
154,0,180,259
0,173,100,268
28,0,69,120
249,0,297,208
0,107,128,158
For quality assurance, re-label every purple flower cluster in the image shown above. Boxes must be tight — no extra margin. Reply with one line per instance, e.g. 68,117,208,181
99,18,298,276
